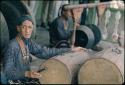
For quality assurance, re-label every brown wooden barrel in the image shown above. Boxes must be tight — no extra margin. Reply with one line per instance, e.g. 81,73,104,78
96,46,124,81
38,50,89,84
78,58,123,84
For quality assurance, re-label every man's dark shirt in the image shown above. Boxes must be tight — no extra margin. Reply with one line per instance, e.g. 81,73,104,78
49,16,73,46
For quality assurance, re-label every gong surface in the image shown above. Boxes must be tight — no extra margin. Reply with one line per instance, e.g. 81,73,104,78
86,24,101,46
75,25,95,48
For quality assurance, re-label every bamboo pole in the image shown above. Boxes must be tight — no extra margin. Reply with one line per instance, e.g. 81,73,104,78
64,1,124,10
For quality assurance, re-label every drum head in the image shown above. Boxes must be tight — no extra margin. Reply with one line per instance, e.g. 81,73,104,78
78,58,123,84
39,59,71,84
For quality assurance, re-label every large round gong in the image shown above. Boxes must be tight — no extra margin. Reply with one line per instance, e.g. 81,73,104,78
0,12,9,53
75,25,95,49
86,24,101,46
0,1,34,40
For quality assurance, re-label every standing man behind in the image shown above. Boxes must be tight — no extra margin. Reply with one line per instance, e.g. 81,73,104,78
1,15,83,84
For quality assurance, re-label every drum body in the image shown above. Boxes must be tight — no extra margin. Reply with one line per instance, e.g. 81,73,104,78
38,51,89,84
78,47,124,84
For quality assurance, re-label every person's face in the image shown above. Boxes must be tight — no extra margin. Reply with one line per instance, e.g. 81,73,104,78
63,10,71,19
17,20,33,39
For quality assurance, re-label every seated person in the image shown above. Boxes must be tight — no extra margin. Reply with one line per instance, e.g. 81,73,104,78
1,15,83,84
49,4,102,51
49,4,74,48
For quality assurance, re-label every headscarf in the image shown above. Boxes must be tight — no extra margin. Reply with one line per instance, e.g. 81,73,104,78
17,15,34,26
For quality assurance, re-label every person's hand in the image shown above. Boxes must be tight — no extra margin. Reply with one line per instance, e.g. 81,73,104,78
71,46,86,52
112,33,119,41
76,23,80,28
25,71,41,78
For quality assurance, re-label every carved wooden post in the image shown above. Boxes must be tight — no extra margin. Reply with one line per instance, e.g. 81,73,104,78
103,9,111,40
97,3,107,26
112,11,121,42
70,7,83,48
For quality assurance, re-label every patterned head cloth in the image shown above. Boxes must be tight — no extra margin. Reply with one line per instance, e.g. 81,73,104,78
17,15,34,26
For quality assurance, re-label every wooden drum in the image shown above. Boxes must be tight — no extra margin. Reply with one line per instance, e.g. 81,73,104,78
78,58,123,84
38,50,89,84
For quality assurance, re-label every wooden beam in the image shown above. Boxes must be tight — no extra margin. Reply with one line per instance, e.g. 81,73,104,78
64,1,124,10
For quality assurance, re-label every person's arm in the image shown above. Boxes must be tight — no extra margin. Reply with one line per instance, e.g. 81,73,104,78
29,40,71,59
3,44,25,80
